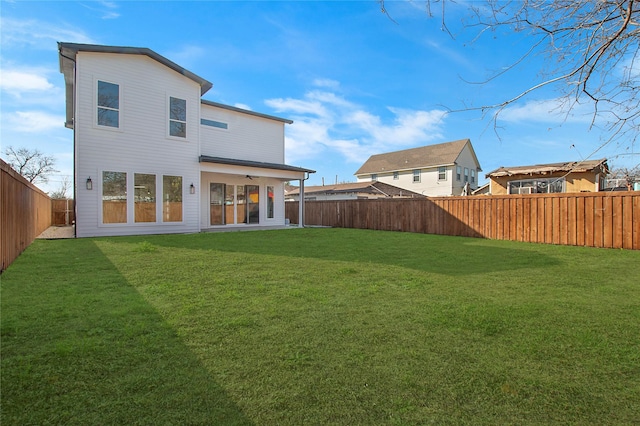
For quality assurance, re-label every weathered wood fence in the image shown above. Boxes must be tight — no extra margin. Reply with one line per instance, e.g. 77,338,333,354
286,191,640,250
1,159,53,271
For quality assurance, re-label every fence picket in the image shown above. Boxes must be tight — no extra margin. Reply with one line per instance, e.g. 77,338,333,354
285,192,640,250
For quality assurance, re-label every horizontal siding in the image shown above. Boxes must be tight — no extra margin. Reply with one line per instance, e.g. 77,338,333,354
200,104,285,164
75,53,201,237
360,168,454,197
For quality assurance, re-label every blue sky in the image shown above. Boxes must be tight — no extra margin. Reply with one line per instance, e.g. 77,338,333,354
1,0,638,194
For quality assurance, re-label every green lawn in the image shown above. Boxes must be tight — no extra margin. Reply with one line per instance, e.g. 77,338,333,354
1,228,639,425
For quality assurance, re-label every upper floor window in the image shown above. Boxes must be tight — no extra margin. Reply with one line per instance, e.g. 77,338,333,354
413,169,421,182
464,168,469,183
456,166,461,181
471,169,476,184
169,97,186,138
393,171,399,180
201,118,228,129
371,173,378,181
97,80,119,128
438,167,446,181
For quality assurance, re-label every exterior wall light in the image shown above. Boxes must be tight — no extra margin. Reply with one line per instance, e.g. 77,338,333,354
86,177,93,190
190,183,196,194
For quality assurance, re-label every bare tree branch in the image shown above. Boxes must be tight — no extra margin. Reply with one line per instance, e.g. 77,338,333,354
3,146,59,184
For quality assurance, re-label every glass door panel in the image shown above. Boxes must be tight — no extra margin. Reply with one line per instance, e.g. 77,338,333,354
225,185,235,225
247,184,259,224
237,185,246,224
210,183,224,225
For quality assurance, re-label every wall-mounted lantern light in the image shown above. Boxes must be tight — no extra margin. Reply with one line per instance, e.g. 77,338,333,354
86,177,93,190
190,183,196,194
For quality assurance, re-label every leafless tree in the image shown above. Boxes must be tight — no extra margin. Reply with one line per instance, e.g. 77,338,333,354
609,164,640,188
49,176,72,199
380,0,640,147
3,146,59,184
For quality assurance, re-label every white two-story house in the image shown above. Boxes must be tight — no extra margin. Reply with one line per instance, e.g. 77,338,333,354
59,42,314,237
354,139,482,197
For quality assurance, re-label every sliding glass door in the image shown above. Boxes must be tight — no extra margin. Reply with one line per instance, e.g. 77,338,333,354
211,183,257,225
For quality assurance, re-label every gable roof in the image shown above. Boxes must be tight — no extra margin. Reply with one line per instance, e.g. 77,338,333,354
486,159,608,178
58,42,213,94
354,139,479,176
286,181,424,197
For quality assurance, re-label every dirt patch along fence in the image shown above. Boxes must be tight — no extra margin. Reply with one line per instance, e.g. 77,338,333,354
1,159,53,271
285,191,640,250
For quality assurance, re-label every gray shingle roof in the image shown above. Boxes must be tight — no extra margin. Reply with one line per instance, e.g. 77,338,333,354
354,139,475,175
286,181,424,197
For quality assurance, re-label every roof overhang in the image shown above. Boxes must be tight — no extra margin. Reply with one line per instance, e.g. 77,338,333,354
58,42,213,94
201,100,293,124
199,155,315,180
486,159,609,178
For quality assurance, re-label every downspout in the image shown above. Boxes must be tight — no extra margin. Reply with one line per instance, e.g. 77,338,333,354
60,48,78,238
299,172,310,228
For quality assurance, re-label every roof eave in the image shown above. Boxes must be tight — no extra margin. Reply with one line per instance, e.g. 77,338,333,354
58,42,213,95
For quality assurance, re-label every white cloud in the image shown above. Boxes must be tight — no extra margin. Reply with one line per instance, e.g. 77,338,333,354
312,78,340,90
0,69,54,94
0,17,94,49
5,111,65,133
266,85,446,164
500,98,594,124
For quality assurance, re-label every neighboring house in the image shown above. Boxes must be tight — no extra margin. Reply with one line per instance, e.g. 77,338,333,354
486,159,608,195
471,182,490,195
354,139,482,197
59,42,314,237
286,181,425,201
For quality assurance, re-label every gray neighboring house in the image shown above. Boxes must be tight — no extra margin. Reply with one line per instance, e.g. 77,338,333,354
354,139,482,197
286,181,424,201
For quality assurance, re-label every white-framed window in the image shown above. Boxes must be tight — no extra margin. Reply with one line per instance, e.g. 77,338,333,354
464,168,469,183
163,175,183,222
102,171,127,223
201,118,228,129
169,97,187,138
456,166,461,181
413,169,421,182
471,169,476,184
134,173,156,223
371,173,378,181
438,167,446,181
97,80,120,128
100,171,184,225
393,171,399,180
508,177,565,194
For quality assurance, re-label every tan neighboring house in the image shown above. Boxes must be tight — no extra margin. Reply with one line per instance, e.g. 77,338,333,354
354,139,482,197
486,159,609,195
286,181,424,201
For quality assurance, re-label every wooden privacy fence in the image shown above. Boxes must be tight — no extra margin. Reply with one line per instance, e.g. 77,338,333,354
285,191,640,250
1,159,52,272
52,198,75,226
